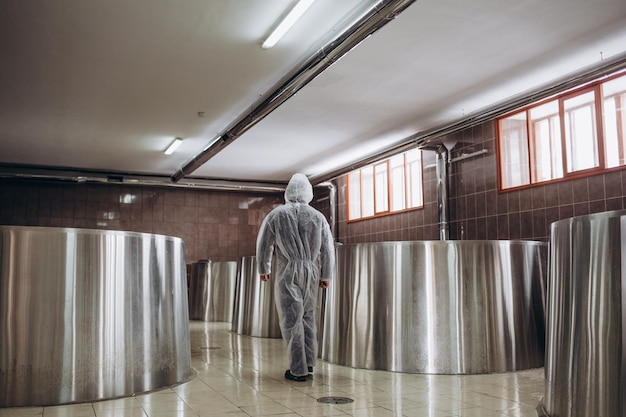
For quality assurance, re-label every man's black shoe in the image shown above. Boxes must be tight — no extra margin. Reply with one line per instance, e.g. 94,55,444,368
284,370,306,382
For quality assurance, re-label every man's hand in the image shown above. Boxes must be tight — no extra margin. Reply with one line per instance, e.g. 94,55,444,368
319,280,329,289
260,274,270,282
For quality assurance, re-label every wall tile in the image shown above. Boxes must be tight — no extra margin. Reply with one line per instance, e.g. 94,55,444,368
587,174,605,201
486,216,498,239
559,204,574,220
545,207,560,231
606,197,623,211
571,178,589,202
508,212,521,239
0,180,284,263
605,172,622,198
520,211,533,239
574,202,590,216
497,215,509,239
544,183,559,208
557,182,574,205
508,191,520,212
531,187,546,209
519,188,532,211
589,199,606,214
532,209,547,239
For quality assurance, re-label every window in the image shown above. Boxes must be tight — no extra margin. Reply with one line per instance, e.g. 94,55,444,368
347,148,423,221
603,75,626,168
529,100,562,183
497,71,626,190
563,89,600,172
499,112,530,189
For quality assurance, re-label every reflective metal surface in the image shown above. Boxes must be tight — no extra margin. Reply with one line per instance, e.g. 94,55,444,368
542,210,626,417
189,260,237,322
0,225,193,407
321,240,547,374
231,256,281,338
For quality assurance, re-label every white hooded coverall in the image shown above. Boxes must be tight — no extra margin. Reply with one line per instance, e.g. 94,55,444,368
256,173,335,377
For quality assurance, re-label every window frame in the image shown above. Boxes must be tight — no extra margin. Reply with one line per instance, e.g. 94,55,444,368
496,70,626,192
346,149,424,222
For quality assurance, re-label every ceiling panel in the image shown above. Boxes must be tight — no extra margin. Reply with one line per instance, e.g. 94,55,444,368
1,0,625,185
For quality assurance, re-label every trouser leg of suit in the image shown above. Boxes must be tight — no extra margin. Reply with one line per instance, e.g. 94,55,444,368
302,283,318,369
276,280,308,377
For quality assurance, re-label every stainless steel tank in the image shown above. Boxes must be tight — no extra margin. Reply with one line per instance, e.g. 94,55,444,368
231,256,281,338
188,260,237,322
0,225,193,407
540,210,626,417
321,240,547,374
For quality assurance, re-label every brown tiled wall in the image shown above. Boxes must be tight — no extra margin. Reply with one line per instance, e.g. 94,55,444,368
336,120,626,243
5,118,625,252
446,121,625,241
0,179,283,262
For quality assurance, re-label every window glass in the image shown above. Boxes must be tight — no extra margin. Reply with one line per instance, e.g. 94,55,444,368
497,71,626,191
563,90,598,172
347,172,361,220
390,155,406,211
346,148,423,221
405,149,423,208
529,100,563,182
374,162,389,213
499,112,530,188
361,166,375,217
603,75,626,168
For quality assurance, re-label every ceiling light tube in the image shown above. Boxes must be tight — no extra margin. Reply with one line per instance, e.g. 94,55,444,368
262,0,315,49
164,137,183,155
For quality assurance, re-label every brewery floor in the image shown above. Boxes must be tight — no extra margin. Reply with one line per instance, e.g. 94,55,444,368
0,321,544,417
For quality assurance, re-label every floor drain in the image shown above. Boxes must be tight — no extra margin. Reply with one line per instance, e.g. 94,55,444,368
317,396,354,404
200,346,221,350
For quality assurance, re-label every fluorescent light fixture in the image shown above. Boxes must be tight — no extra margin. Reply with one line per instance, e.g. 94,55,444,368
164,137,183,155
262,0,315,49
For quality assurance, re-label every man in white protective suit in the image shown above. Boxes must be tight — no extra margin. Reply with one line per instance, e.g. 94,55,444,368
256,173,335,382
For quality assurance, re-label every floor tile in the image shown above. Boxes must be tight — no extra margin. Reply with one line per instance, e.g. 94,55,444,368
1,322,546,417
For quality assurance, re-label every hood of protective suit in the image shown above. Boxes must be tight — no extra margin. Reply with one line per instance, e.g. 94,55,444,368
284,173,313,204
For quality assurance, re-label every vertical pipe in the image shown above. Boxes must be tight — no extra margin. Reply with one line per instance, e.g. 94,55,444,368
436,146,449,240
319,181,337,240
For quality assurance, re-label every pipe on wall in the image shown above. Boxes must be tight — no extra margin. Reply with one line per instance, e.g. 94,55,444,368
436,146,449,240
317,181,337,239
0,164,286,193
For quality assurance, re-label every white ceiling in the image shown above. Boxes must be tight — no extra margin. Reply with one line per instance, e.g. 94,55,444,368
1,0,626,185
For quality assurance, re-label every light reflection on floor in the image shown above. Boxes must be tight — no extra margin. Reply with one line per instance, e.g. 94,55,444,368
0,321,544,416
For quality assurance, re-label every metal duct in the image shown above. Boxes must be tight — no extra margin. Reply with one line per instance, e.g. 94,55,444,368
170,0,417,183
0,165,285,193
436,146,448,240
309,52,626,184
318,181,337,239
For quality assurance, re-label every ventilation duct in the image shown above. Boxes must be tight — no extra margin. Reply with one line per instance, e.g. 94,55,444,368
170,0,417,183
0,165,285,193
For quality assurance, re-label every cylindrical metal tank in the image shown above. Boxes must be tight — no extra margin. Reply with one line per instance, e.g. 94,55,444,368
188,260,237,322
231,256,281,338
540,210,626,417
321,240,547,374
0,225,193,407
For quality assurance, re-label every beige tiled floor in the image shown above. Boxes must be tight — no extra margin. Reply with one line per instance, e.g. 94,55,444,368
0,322,545,416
